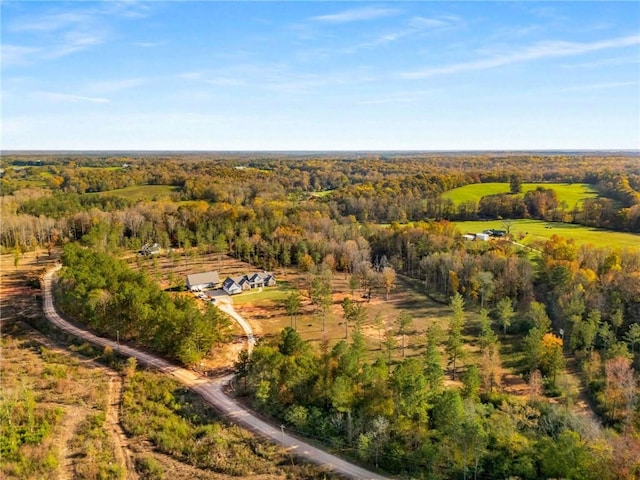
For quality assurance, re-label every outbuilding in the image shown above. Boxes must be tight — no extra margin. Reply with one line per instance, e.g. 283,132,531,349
186,271,221,291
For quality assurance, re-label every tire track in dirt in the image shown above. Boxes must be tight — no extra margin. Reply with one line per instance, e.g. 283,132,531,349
58,405,86,480
106,375,138,480
6,321,137,480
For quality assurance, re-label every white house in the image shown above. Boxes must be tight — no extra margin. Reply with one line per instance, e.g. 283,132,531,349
186,271,221,291
140,242,161,256
247,272,265,288
237,276,252,291
223,277,244,295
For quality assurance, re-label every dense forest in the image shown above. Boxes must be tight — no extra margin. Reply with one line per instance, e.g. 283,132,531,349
2,153,640,256
2,151,639,478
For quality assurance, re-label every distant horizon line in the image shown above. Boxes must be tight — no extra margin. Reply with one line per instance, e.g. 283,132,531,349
3,149,640,155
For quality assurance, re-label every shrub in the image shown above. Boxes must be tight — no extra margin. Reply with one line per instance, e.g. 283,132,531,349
135,456,165,480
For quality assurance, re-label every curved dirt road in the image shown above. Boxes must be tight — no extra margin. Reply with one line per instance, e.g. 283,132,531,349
214,296,256,354
42,266,390,480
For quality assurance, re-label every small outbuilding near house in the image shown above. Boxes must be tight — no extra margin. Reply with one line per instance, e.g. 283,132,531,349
186,271,221,291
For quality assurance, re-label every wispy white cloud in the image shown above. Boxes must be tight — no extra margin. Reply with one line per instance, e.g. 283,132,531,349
549,81,638,93
87,78,147,94
342,14,463,53
486,24,543,42
178,70,249,87
402,34,640,79
1,45,41,66
357,90,438,105
9,12,92,33
179,64,375,94
409,16,460,29
5,2,155,65
311,7,400,24
344,32,412,52
103,1,154,19
132,41,165,48
525,5,568,22
47,31,106,58
179,72,203,81
265,71,358,93
34,91,110,104
562,54,640,69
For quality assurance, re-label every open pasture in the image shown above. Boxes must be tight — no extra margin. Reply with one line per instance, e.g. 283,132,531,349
454,218,640,249
442,182,598,206
95,184,180,201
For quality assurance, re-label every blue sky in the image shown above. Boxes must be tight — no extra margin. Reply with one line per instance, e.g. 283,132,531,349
2,1,639,150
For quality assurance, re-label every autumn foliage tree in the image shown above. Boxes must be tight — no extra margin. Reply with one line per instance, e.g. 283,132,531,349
446,292,466,380
602,356,637,427
540,333,565,388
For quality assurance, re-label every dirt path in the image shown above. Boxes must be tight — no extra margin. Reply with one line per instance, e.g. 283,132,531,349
8,322,138,480
1,319,137,480
57,405,86,480
106,375,138,480
565,356,600,422
1,252,137,479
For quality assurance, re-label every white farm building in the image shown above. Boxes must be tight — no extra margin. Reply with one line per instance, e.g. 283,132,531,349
186,271,221,291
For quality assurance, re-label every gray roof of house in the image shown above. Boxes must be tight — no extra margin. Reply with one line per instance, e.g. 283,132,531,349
186,271,220,287
222,276,241,286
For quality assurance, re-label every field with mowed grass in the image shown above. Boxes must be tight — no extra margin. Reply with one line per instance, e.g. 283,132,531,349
94,184,180,201
442,182,598,206
454,218,640,249
231,280,296,305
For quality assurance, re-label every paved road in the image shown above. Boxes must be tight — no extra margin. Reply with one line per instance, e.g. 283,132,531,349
42,266,390,480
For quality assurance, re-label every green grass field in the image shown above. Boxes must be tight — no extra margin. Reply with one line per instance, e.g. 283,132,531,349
231,281,295,305
96,185,180,201
442,182,598,207
309,189,335,198
78,166,123,172
454,219,640,249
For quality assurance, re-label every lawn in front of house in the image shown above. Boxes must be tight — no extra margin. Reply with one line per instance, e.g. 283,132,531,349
231,281,295,305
